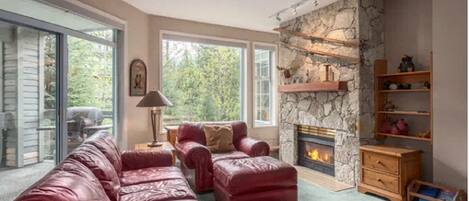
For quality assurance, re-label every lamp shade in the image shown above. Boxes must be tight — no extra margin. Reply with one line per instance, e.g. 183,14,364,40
136,91,173,107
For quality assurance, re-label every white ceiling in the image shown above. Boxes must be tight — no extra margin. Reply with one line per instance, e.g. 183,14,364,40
123,0,338,33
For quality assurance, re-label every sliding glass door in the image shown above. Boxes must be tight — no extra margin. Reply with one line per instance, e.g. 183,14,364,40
66,35,115,153
0,20,58,199
0,1,121,198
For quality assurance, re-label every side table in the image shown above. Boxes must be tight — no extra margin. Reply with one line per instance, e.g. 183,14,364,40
134,141,176,165
164,126,179,147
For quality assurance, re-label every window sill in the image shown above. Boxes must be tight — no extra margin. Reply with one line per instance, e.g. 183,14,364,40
253,125,277,129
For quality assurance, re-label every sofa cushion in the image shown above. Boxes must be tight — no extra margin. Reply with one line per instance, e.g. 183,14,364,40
203,125,236,153
68,143,120,201
213,156,297,195
15,158,110,201
120,179,197,201
85,130,123,175
177,121,247,146
211,151,249,164
120,166,185,186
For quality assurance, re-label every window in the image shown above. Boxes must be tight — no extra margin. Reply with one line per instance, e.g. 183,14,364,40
254,46,275,127
162,34,246,125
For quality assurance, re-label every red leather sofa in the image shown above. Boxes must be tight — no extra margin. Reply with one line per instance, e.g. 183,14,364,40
15,131,197,201
175,121,270,192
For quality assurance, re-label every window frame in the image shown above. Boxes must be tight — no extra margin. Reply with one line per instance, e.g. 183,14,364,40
158,30,249,127
252,42,278,128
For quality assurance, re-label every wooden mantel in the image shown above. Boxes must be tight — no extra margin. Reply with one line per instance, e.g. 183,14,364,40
279,81,348,93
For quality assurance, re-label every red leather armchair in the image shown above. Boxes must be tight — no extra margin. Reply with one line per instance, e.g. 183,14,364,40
175,121,270,192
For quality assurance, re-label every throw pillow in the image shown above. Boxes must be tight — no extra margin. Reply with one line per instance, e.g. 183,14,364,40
203,124,236,153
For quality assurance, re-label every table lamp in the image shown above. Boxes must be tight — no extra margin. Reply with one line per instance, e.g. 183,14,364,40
137,91,173,147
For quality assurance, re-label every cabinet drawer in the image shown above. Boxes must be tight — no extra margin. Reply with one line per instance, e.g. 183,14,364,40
362,169,399,194
362,151,399,174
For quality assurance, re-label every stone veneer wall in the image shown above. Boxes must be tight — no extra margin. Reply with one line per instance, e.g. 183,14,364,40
278,0,384,186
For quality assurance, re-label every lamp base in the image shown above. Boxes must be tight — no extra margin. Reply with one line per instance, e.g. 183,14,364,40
147,141,163,147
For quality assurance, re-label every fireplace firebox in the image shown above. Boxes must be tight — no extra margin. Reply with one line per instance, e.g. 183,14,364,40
297,125,335,176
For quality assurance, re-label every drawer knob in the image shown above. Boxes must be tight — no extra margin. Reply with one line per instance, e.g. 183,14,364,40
377,178,384,183
376,160,383,165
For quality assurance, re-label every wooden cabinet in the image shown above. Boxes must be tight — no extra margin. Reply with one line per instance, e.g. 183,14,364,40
358,145,421,201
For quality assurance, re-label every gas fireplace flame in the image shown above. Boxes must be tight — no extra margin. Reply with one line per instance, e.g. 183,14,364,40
307,149,331,163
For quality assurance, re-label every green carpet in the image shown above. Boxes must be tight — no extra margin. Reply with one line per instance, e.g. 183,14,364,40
197,179,384,201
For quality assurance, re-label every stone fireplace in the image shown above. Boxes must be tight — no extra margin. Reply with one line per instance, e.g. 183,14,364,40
297,125,335,176
278,0,384,186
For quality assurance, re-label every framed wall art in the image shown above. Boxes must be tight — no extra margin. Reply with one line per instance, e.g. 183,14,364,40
129,59,147,96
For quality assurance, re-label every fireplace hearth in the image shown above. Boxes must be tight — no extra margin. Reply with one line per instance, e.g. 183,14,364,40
297,125,335,176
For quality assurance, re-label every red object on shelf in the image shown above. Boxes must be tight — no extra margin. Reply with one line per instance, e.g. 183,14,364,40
379,119,393,133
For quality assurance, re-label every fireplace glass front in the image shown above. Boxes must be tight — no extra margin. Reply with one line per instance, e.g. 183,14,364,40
297,132,335,176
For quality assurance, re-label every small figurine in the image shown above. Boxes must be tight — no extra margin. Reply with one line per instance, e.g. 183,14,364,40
398,83,411,89
416,131,431,138
383,80,393,90
424,81,431,89
398,55,415,73
391,119,409,135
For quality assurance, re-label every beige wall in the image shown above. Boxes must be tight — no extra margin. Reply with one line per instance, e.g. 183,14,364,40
385,0,432,71
77,0,152,149
148,15,280,146
75,0,280,148
383,0,433,181
432,0,467,191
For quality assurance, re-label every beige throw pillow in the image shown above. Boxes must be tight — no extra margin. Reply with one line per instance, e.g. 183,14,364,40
203,125,236,153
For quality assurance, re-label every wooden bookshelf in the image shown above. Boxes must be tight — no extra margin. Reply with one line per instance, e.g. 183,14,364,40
374,59,432,143
279,81,348,93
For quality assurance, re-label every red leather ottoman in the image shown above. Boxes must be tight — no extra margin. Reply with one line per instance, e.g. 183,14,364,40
213,156,297,201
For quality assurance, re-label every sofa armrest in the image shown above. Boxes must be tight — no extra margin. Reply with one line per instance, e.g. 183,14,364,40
176,141,214,192
176,141,211,169
238,137,270,157
121,149,173,171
